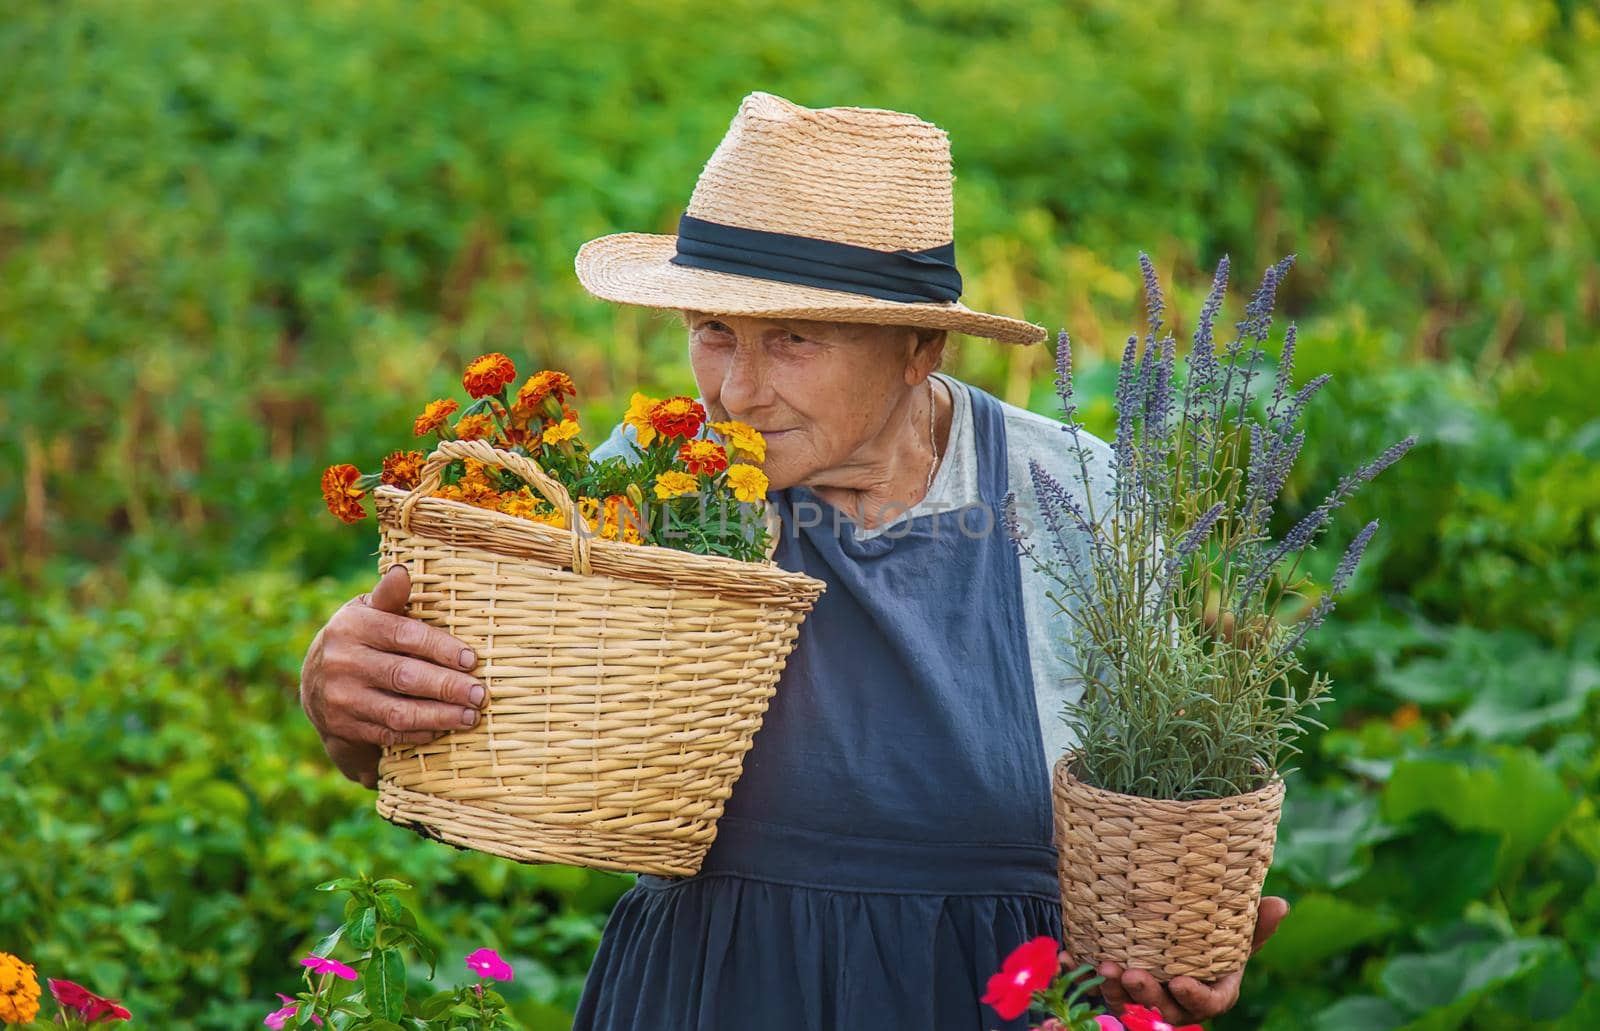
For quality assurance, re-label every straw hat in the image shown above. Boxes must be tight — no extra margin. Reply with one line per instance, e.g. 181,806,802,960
574,91,1047,345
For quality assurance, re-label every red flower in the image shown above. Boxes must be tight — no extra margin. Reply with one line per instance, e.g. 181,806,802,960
48,979,132,1022
648,396,706,440
1120,1003,1202,1031
462,352,517,399
980,936,1059,1020
677,439,729,476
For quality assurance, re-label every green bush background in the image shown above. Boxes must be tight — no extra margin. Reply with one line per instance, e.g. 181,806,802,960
2,0,1598,1027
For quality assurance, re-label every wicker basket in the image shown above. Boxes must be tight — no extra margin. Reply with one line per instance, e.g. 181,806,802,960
370,438,825,876
1052,752,1285,980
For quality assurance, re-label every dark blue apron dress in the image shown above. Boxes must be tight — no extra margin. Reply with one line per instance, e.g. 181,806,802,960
573,383,1062,1030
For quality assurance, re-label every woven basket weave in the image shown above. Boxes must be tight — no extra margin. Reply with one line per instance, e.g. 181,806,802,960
370,438,825,876
1052,752,1285,980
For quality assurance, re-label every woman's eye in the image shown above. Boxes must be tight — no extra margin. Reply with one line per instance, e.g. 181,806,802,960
786,332,807,344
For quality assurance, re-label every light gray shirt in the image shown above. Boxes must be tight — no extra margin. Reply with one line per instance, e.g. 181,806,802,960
589,371,1117,763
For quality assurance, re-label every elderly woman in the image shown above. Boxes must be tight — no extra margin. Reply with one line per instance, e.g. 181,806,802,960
298,92,1285,1029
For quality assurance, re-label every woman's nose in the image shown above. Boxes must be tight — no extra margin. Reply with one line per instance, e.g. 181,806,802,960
718,341,771,416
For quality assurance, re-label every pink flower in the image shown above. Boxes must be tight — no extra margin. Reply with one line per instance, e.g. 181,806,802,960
1096,1016,1127,1031
299,955,358,981
980,936,1060,1020
264,994,323,1029
47,978,132,1022
464,947,515,982
1119,1003,1201,1031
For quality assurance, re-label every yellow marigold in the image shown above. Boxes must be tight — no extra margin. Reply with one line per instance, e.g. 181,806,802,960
592,494,645,544
711,420,767,462
380,449,425,489
462,351,517,399
542,417,582,446
0,951,40,1025
623,391,660,448
320,463,367,524
725,463,770,503
454,413,497,441
413,398,459,437
653,470,699,500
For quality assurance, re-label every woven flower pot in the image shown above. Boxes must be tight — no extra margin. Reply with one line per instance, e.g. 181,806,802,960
1052,752,1285,980
370,438,825,877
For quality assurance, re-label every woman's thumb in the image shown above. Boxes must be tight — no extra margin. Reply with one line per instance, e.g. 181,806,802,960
367,563,411,614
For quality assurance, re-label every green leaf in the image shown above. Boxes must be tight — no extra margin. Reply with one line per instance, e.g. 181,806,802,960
1383,748,1576,875
318,877,362,892
1380,937,1561,1026
1348,818,1500,921
376,892,403,924
1312,996,1407,1031
361,946,407,1022
419,990,457,1020
1253,893,1397,975
371,878,412,892
347,905,378,950
312,923,344,958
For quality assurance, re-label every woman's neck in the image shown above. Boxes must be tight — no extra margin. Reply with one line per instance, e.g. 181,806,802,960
808,374,953,529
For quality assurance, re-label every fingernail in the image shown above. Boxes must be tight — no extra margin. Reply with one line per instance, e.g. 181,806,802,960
459,648,476,669
468,684,485,706
461,708,478,726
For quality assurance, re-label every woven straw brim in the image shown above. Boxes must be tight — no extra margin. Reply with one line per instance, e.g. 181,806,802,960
575,232,1047,345
1052,753,1285,980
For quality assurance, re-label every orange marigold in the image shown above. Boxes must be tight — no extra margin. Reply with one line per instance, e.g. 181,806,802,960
462,352,517,399
0,951,41,1025
649,396,706,440
321,464,367,524
380,449,425,489
678,439,729,476
512,370,577,422
454,413,497,441
413,398,459,436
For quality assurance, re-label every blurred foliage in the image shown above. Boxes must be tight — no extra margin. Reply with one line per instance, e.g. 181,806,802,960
2,0,1598,585
2,0,1598,1027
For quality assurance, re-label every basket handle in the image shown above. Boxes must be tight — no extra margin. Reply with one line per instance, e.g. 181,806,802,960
397,438,787,573
398,438,594,574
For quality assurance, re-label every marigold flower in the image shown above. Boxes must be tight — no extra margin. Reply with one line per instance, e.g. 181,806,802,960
413,398,459,436
653,470,699,500
725,463,769,503
462,352,517,399
381,449,426,489
464,947,515,982
0,952,40,1025
454,413,497,441
320,464,367,524
649,396,706,440
1118,1004,1200,1031
623,391,660,448
48,979,130,1022
542,418,582,446
710,420,767,462
678,439,729,476
512,370,577,423
980,936,1059,1020
300,956,358,981
599,494,645,544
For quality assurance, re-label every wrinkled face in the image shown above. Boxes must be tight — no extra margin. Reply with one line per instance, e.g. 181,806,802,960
683,311,939,490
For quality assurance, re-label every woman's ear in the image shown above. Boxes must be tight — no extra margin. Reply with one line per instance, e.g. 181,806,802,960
907,326,948,381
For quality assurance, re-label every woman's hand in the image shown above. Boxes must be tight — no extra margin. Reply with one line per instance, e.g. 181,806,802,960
1062,896,1289,1025
298,563,486,788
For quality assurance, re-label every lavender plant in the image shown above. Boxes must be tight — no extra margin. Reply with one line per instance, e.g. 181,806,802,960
1011,254,1417,801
